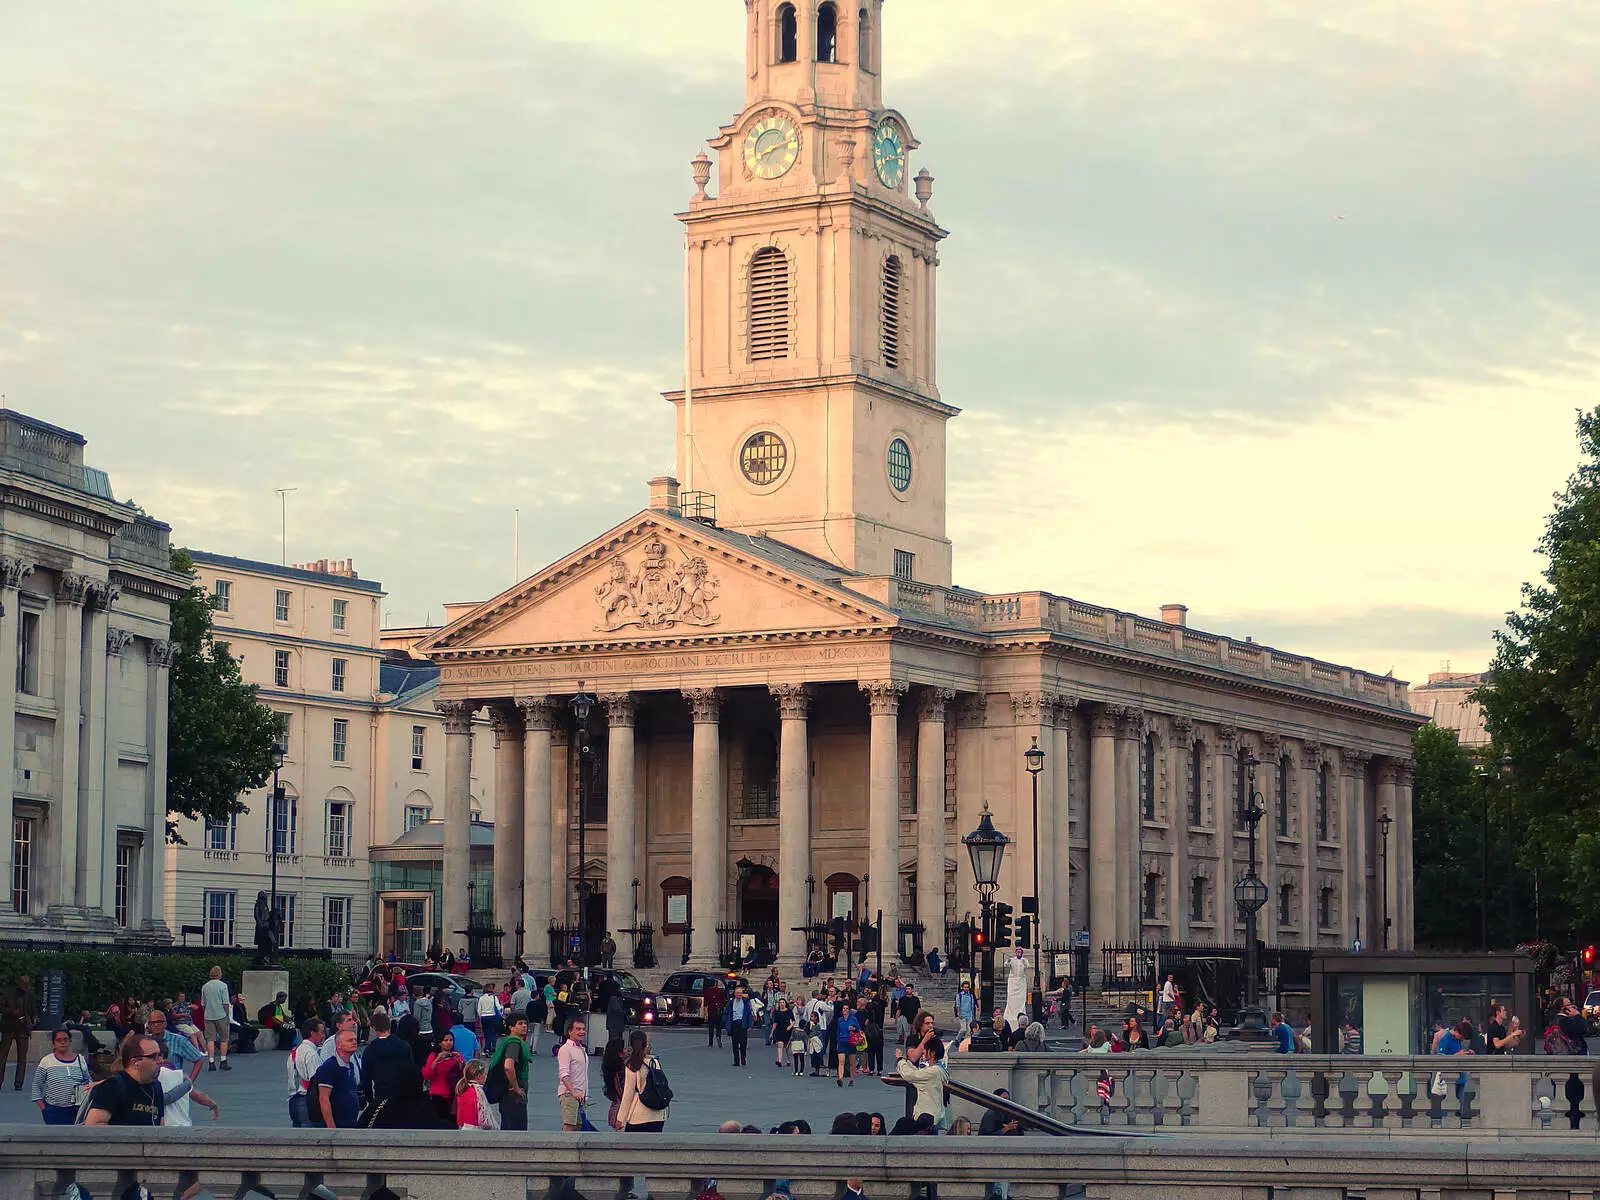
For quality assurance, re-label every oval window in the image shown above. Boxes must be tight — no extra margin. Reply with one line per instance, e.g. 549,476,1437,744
740,431,788,485
886,437,912,492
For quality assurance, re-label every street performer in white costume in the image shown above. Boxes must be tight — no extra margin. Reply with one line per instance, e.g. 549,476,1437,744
1004,947,1032,1029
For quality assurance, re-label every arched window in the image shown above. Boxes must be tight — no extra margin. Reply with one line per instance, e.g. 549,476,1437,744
1141,732,1156,821
858,7,871,70
1276,754,1291,836
825,871,859,921
661,876,691,933
880,255,902,370
816,2,838,62
748,247,790,361
777,3,798,63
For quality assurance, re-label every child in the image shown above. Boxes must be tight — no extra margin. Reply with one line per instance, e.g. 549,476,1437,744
789,1016,807,1076
454,1059,500,1130
807,1015,825,1077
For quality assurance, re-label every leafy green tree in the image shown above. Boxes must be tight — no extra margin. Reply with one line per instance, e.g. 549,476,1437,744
1481,405,1600,937
166,548,285,839
1412,723,1494,949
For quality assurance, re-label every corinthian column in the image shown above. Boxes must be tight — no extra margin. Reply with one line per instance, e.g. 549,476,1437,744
917,688,954,945
1051,698,1077,943
603,693,637,944
685,688,724,965
862,681,907,928
518,698,555,954
1088,707,1118,949
772,684,813,963
1395,760,1416,949
80,580,118,913
1343,751,1371,947
489,706,524,939
437,700,478,956
144,639,175,934
51,573,89,912
0,557,31,910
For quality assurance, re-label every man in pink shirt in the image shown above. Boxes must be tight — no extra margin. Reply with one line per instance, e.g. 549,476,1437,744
557,1018,589,1131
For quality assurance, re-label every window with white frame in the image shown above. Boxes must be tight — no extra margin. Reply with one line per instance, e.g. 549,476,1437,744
11,816,34,915
274,589,291,622
17,611,40,696
212,579,232,612
204,813,237,851
403,805,431,832
332,718,349,764
331,598,348,632
272,894,296,947
325,896,352,950
331,658,347,693
204,890,236,946
268,790,297,856
410,725,426,770
115,841,136,926
326,801,351,859
273,649,290,688
273,717,290,759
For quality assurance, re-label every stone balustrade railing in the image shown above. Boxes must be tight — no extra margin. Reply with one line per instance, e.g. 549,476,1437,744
949,1051,1600,1133
7,1129,1600,1200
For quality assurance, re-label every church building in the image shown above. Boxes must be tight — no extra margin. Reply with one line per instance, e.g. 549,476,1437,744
418,0,1423,970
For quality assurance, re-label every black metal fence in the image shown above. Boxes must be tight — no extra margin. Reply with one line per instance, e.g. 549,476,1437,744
1041,938,1090,991
0,938,334,961
716,922,778,968
547,922,592,967
945,917,977,974
896,921,925,965
466,919,504,970
1098,940,1313,1022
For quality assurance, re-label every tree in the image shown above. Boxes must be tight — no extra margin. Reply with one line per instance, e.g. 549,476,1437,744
166,549,286,839
1481,405,1600,938
1411,723,1496,950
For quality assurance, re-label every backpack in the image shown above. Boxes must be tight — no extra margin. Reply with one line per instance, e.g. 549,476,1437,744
639,1056,673,1109
1544,1023,1577,1056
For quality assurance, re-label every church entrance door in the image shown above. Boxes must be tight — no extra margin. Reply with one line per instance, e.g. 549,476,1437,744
739,865,779,964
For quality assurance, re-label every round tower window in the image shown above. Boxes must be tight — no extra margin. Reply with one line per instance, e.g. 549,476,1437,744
740,431,788,485
886,438,913,492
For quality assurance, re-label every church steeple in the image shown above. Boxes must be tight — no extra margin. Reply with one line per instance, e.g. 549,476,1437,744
668,0,956,587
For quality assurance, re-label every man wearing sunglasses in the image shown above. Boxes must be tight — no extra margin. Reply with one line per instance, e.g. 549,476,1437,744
85,1037,166,1126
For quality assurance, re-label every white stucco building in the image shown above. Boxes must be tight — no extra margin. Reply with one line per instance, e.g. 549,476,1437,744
0,410,185,943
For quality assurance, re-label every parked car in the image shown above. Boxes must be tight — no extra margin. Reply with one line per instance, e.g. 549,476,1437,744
553,968,660,1025
654,970,749,1025
1582,989,1600,1028
355,965,468,1009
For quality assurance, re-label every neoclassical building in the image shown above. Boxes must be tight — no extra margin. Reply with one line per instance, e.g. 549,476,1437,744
419,0,1423,968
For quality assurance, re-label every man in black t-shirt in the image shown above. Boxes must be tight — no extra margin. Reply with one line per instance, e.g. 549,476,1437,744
85,1037,166,1126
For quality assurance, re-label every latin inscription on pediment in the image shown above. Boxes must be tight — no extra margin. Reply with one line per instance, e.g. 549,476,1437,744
596,536,720,632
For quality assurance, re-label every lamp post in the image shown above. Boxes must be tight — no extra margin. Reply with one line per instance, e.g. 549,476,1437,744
267,744,286,939
1377,810,1392,950
805,873,815,931
964,808,1010,1050
1500,755,1515,942
570,687,595,967
1234,753,1269,1035
1475,764,1490,950
1024,736,1045,1023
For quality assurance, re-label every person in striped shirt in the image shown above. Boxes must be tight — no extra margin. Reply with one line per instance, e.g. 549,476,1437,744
31,1030,90,1124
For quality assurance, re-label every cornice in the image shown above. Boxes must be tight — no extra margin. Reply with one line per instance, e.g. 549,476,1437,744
0,474,130,539
430,623,897,664
663,370,958,419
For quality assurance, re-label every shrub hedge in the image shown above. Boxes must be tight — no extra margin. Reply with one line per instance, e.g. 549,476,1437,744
0,949,353,1018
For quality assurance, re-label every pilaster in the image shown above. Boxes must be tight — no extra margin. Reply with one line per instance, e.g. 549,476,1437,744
0,557,29,915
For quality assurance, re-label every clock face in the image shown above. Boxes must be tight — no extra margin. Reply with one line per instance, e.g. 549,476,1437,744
873,123,905,188
744,115,800,180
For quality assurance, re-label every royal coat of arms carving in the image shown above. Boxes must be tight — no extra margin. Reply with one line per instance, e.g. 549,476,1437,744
594,536,721,631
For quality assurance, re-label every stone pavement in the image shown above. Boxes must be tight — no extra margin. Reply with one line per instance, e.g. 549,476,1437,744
0,1027,912,1133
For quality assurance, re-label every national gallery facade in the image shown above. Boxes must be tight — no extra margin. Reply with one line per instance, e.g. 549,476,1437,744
418,0,1423,970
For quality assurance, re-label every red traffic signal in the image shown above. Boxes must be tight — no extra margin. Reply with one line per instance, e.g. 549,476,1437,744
973,929,987,949
1584,945,1595,967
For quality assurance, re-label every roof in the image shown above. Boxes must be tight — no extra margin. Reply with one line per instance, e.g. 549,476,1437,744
380,658,440,704
187,549,385,594
389,819,496,849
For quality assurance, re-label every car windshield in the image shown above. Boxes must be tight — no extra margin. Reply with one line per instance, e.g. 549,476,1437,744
1585,991,1600,1006
614,972,644,992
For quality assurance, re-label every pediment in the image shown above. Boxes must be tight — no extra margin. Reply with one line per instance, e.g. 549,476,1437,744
420,513,890,656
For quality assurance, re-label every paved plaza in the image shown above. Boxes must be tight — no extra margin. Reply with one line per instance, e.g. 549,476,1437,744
0,1027,914,1133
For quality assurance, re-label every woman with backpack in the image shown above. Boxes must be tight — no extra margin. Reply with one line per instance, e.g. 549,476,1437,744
615,1028,670,1131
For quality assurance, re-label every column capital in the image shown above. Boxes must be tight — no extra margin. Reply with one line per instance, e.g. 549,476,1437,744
770,682,814,721
436,699,478,735
918,686,956,723
0,557,33,590
861,680,907,716
1342,749,1372,775
56,572,91,607
953,693,987,729
1090,706,1119,738
106,628,135,656
1050,694,1079,721
149,639,177,669
1009,691,1049,724
1260,730,1282,756
1115,706,1145,739
1394,760,1415,787
515,695,556,732
1171,716,1194,743
86,579,120,612
1214,723,1239,751
683,687,722,724
1376,759,1398,786
601,692,637,727
489,704,524,745
1300,741,1324,768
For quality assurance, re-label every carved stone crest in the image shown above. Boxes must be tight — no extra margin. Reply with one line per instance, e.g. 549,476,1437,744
595,536,721,632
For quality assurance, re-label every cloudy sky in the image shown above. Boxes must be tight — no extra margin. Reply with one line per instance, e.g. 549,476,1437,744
4,1,1595,690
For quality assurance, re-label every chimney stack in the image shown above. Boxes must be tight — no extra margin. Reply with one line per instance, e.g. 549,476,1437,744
1160,604,1188,628
648,475,681,516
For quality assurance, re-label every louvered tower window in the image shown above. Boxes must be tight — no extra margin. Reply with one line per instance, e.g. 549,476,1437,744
881,255,903,370
748,247,790,362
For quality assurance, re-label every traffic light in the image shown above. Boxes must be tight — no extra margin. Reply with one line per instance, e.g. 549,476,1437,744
1017,913,1032,949
1584,945,1595,968
994,901,1014,949
973,926,987,952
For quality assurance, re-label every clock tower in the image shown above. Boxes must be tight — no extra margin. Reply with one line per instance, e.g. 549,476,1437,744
670,0,956,586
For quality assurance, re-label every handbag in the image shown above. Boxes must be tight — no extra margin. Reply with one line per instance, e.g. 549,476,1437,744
1429,1071,1449,1098
579,1105,597,1132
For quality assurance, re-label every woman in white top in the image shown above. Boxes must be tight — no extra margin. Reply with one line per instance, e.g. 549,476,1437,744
614,1030,668,1131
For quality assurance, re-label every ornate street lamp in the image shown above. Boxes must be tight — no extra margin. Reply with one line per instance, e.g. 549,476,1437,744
1023,736,1046,1022
267,742,287,955
1377,810,1393,950
964,808,1010,1049
570,686,595,968
1475,763,1491,950
1234,752,1269,1034
1500,755,1515,940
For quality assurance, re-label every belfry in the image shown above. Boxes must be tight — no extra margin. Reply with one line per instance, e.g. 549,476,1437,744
416,1,1422,974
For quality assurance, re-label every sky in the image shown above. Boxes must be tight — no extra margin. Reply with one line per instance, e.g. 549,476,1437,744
3,0,1596,691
